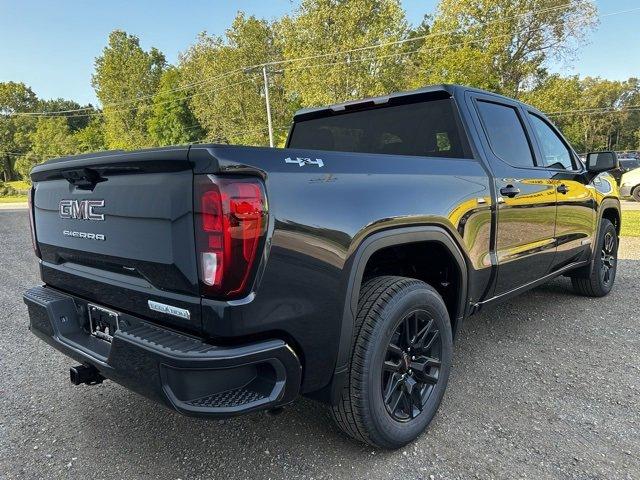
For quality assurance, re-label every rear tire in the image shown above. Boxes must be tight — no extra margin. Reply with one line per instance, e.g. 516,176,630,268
632,186,640,202
331,276,453,449
571,219,618,297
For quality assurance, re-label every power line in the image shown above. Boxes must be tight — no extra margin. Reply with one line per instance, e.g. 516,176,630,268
547,105,640,116
267,1,639,69
4,77,260,121
0,125,291,158
0,30,544,120
260,2,591,68
4,101,638,160
2,98,637,161
8,3,637,121
2,5,638,157
283,32,516,74
0,34,460,124
6,69,248,117
6,1,625,118
95,76,259,118
190,124,290,145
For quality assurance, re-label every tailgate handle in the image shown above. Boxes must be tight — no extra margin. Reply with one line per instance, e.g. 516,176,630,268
61,168,106,190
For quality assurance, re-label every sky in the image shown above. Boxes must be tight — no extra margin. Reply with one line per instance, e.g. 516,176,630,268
1,0,638,106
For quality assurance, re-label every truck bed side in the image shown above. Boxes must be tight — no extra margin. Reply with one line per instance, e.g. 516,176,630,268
191,144,492,392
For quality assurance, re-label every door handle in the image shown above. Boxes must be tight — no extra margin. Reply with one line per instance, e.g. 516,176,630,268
557,184,569,195
499,185,520,198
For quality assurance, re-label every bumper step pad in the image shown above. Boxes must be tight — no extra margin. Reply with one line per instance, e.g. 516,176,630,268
186,386,267,409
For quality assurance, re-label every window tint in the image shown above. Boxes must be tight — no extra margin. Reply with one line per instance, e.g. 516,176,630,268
288,98,472,158
527,113,574,170
476,101,534,167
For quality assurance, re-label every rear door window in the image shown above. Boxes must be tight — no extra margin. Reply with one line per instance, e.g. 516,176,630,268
288,98,472,159
476,100,535,168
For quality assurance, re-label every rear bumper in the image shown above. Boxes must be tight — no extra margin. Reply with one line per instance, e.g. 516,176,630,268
23,285,301,417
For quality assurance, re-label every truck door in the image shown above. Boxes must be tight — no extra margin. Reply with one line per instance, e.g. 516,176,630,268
469,94,557,296
523,110,596,270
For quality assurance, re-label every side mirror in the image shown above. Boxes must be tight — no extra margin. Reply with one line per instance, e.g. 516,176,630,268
586,151,619,173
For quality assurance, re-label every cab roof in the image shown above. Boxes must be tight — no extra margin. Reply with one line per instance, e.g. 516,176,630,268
293,84,535,122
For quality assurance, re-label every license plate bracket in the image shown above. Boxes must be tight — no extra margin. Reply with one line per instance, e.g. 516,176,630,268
88,304,120,342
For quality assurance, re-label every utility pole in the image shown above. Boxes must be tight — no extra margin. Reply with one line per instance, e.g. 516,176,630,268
262,66,274,148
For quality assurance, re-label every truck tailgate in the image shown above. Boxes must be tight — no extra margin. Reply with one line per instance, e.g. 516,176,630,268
30,147,202,333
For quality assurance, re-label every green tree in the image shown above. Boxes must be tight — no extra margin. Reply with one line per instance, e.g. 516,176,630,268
617,78,640,151
520,74,583,148
181,13,289,146
280,0,410,107
522,75,640,152
92,30,165,149
520,75,581,113
36,98,97,132
0,82,38,181
411,0,597,96
148,67,204,146
576,77,635,151
14,117,79,179
403,16,432,76
74,118,106,152
0,82,38,114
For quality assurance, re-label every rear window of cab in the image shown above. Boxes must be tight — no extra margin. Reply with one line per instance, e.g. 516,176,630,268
288,98,472,159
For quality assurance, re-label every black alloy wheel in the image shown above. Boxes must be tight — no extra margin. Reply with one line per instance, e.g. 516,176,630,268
600,230,616,288
331,276,453,449
571,218,618,297
382,309,442,421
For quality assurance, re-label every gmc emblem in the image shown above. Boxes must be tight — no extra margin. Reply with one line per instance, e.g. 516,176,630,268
59,199,105,221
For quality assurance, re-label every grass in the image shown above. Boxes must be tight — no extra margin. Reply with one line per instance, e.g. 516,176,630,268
621,210,640,237
7,180,30,190
6,180,30,191
0,180,30,203
0,195,27,204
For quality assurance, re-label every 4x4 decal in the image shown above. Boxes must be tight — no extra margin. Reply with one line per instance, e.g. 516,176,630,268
285,156,324,168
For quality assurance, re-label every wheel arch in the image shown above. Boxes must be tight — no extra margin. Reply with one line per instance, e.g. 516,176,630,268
588,197,622,271
315,226,469,405
601,204,621,236
596,196,621,237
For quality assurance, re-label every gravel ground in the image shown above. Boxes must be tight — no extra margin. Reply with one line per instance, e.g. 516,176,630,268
1,209,639,479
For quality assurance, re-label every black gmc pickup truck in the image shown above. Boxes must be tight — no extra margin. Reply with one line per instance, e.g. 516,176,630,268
24,85,621,449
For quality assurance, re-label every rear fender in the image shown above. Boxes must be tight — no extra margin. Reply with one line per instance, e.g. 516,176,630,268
590,197,622,269
321,226,469,405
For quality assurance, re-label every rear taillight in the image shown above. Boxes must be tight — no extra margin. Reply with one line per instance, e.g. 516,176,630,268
194,175,267,298
27,186,41,259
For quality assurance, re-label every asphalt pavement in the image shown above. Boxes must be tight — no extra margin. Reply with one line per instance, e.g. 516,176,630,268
1,209,638,479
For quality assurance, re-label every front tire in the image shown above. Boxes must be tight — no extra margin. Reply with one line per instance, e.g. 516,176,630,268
632,186,640,202
331,276,453,449
571,218,618,297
